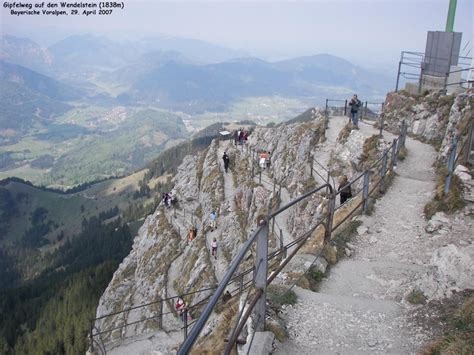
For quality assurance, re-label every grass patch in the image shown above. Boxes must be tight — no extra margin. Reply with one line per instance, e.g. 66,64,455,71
191,302,239,355
422,295,474,355
305,266,326,291
359,134,380,170
267,285,298,307
266,320,288,342
332,220,362,259
424,165,465,220
398,147,408,161
406,289,427,305
337,122,352,144
302,175,317,193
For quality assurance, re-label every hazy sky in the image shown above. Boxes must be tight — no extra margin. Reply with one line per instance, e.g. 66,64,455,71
1,0,473,68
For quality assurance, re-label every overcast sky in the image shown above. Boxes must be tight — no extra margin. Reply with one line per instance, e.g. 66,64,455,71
1,0,472,68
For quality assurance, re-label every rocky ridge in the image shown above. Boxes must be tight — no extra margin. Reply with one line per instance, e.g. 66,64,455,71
94,109,353,352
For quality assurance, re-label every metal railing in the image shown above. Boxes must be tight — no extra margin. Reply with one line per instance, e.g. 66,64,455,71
325,98,384,122
444,118,474,193
90,114,407,354
395,50,473,93
178,119,407,354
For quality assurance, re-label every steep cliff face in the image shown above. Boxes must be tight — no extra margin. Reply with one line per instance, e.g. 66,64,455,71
94,111,334,346
248,113,327,238
382,89,473,162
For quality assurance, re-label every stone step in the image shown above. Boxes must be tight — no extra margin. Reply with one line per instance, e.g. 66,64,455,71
318,259,426,301
277,287,426,355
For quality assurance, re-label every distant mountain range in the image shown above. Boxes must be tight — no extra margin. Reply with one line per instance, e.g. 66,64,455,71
0,33,391,115
0,61,83,131
0,34,247,76
121,54,390,112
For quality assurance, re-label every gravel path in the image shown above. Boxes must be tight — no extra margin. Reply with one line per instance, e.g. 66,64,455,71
276,127,438,354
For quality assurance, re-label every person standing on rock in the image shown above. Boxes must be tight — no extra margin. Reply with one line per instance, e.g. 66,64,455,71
175,297,187,322
210,210,217,230
222,152,230,173
265,151,271,169
259,151,268,169
211,238,218,259
338,175,352,205
349,94,362,128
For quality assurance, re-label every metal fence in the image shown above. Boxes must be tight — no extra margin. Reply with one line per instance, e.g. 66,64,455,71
444,118,474,193
178,119,407,354
395,50,473,93
89,113,408,354
324,98,384,123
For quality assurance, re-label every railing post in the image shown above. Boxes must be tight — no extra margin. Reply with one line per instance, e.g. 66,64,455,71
325,98,329,117
379,114,384,137
254,221,269,332
326,170,331,196
279,228,285,258
344,99,347,116
158,299,163,329
183,309,188,340
362,171,370,214
464,120,474,164
310,157,313,178
379,149,388,194
324,194,336,242
395,61,402,91
259,169,262,184
364,101,368,119
390,139,398,169
444,138,458,194
272,216,275,235
89,323,94,352
273,179,276,194
239,274,244,294
400,120,407,149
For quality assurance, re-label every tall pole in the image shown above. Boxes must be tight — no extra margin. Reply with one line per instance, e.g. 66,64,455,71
445,0,457,32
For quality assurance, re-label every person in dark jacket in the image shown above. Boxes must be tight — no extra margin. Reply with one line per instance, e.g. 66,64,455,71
348,94,362,128
222,152,230,173
338,175,352,205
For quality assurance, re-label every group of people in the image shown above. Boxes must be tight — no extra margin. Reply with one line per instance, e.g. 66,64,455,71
259,151,271,169
235,129,249,145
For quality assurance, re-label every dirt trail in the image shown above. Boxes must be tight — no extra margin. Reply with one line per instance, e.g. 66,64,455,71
276,134,437,354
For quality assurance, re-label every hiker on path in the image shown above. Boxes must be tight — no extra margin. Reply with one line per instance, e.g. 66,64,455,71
211,238,218,259
188,226,197,242
210,211,217,230
222,152,230,173
175,297,187,321
259,151,268,169
239,130,244,145
243,131,249,144
348,94,362,128
265,151,271,169
222,290,232,303
338,175,352,205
